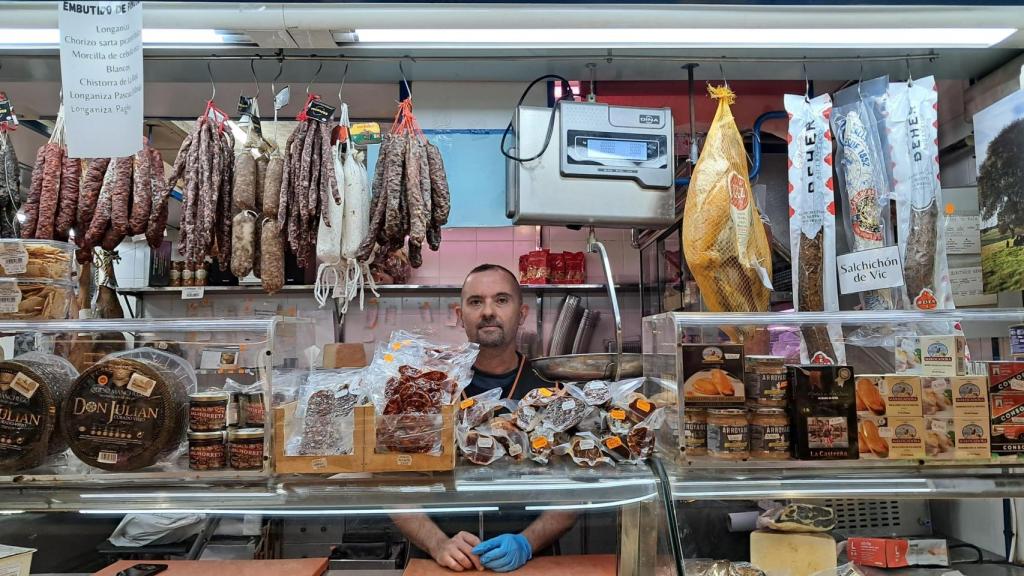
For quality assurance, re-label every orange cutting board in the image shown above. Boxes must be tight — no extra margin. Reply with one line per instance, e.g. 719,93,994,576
94,558,329,576
404,554,616,575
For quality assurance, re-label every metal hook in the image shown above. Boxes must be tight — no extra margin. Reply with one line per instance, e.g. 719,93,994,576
803,61,810,101
271,58,284,96
906,57,914,86
306,61,323,95
857,62,865,98
719,62,728,88
586,63,597,103
398,60,413,100
338,63,350,105
207,61,216,101
249,58,261,101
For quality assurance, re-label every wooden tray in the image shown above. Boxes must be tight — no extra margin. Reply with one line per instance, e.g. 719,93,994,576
272,401,364,474
362,404,456,473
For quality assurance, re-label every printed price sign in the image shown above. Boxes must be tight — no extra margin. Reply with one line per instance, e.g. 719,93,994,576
837,245,905,295
181,286,205,300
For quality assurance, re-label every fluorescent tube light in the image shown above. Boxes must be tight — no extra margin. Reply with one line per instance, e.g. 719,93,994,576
354,27,1016,48
0,29,224,46
82,506,501,516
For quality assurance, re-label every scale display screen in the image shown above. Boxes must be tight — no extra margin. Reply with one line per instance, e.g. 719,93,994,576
585,138,649,161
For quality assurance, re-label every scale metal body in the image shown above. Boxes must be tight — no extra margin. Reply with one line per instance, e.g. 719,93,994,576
506,101,675,228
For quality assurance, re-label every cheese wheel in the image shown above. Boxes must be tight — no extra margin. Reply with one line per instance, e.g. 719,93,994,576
750,531,837,576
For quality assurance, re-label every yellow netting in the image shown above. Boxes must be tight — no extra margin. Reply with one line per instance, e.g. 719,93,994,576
682,85,773,320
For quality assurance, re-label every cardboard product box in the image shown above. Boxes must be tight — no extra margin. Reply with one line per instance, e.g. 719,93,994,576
855,375,887,416
859,416,925,460
991,423,1024,456
953,417,991,460
921,377,954,418
855,375,923,417
990,392,1024,426
789,365,858,460
921,377,990,419
680,344,745,405
987,361,1024,394
919,335,967,377
923,417,956,460
0,545,34,576
847,538,948,568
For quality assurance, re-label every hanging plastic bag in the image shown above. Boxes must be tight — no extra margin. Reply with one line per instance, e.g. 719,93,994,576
888,76,953,312
682,85,773,322
785,93,846,365
832,77,898,314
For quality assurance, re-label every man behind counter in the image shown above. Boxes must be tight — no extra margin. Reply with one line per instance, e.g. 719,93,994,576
392,264,577,572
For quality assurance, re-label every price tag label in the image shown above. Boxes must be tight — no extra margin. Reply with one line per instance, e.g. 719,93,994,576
182,286,205,300
0,93,17,126
306,100,336,123
837,245,905,295
946,215,981,255
0,280,20,313
0,243,28,275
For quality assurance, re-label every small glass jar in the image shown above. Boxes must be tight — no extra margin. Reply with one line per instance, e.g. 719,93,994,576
707,409,749,460
188,431,226,470
195,266,208,286
188,391,229,432
683,408,708,457
750,408,791,460
228,428,265,471
182,265,195,287
169,265,182,287
240,392,265,427
745,355,788,407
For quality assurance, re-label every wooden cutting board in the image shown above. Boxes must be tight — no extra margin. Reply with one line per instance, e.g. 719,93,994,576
94,558,329,576
404,554,616,575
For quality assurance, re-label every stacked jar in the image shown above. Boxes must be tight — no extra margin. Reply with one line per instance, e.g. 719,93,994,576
745,356,791,460
188,391,229,470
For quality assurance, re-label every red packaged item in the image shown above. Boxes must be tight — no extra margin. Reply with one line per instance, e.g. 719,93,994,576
847,537,948,568
524,250,550,284
518,253,529,283
987,361,1024,394
564,252,586,284
549,252,566,284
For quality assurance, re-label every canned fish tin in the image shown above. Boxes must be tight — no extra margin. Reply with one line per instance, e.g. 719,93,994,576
707,409,749,460
745,355,788,407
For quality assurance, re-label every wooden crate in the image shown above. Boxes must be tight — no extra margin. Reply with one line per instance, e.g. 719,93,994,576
272,401,364,474
361,404,457,472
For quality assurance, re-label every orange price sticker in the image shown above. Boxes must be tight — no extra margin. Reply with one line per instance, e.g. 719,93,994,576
539,388,554,397
460,399,475,410
531,437,549,449
604,436,623,449
610,409,626,421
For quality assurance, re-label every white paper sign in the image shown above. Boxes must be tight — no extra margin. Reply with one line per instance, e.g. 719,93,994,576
945,215,982,255
59,1,144,158
950,266,999,306
837,245,905,295
181,286,205,300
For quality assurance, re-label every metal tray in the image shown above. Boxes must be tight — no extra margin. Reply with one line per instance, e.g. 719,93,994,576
530,352,643,382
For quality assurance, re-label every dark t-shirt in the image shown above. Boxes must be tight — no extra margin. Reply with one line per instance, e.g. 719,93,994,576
462,353,549,401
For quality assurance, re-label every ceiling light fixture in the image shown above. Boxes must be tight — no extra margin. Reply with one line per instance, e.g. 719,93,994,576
353,27,1016,49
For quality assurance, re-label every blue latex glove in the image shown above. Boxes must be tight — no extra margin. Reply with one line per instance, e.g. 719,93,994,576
472,533,532,572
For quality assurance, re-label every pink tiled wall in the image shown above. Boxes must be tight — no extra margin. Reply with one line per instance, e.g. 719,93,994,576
408,226,641,285
342,225,645,355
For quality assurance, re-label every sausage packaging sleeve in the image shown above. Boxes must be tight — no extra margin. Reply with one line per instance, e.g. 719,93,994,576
785,93,845,365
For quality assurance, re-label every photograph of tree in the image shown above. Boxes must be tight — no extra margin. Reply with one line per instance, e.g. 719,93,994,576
975,89,1024,293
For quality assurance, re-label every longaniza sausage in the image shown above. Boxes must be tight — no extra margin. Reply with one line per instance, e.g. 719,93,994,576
20,145,48,239
55,155,81,240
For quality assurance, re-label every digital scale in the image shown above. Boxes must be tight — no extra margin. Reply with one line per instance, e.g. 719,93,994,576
506,101,675,228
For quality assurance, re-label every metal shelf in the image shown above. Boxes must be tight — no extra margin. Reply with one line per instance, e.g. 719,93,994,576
0,462,661,514
664,458,1024,500
117,284,642,296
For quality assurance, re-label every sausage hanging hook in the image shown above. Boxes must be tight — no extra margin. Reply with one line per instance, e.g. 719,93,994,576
719,62,729,89
906,57,914,86
306,60,323,95
207,61,217,102
803,61,810,101
250,58,261,101
399,60,413,100
338,63,350,106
